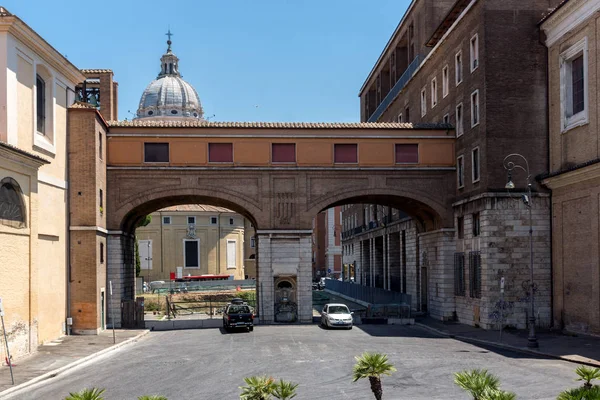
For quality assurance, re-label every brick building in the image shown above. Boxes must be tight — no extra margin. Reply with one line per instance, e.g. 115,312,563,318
343,0,561,329
541,0,600,335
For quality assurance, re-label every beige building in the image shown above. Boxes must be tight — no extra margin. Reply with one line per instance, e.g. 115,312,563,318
135,205,253,281
0,7,82,358
541,0,600,335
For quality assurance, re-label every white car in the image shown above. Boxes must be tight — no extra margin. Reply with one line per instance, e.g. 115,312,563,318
320,303,353,329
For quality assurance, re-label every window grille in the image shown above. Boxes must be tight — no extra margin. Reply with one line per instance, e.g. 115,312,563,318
454,252,465,296
469,251,482,298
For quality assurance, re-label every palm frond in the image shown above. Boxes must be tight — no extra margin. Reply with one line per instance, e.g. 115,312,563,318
240,376,276,400
575,366,600,388
352,352,397,382
454,369,500,399
272,379,298,400
64,388,106,400
137,396,168,400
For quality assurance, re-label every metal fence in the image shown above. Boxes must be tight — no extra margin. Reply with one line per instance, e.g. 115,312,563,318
325,279,411,308
165,295,257,320
148,279,257,295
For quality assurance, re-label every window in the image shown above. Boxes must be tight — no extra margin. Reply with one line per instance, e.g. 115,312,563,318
162,216,171,224
472,212,480,237
99,189,103,209
443,114,450,124
442,65,449,97
471,90,479,127
250,237,255,248
209,143,233,162
472,147,480,183
227,240,237,269
187,216,196,224
395,144,419,164
456,103,464,137
334,144,358,163
470,34,479,72
184,239,200,268
457,216,464,239
455,51,463,85
272,143,296,163
0,178,26,228
229,217,234,225
431,77,438,108
454,252,465,296
99,132,103,160
210,216,218,225
405,106,410,122
397,113,403,123
457,155,465,188
420,87,427,116
144,143,169,163
469,251,481,298
100,242,104,264
560,37,588,132
36,75,46,134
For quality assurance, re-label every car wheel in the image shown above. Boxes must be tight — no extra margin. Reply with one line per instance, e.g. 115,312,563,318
249,326,254,332
348,326,353,330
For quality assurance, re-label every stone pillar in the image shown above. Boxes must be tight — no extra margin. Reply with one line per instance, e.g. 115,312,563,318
256,230,313,324
106,232,135,328
370,237,375,287
418,229,456,321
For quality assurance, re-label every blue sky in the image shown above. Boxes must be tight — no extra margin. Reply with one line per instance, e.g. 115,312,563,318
7,0,410,122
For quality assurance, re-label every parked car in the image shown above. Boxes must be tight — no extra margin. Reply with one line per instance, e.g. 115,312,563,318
320,303,353,329
222,299,254,332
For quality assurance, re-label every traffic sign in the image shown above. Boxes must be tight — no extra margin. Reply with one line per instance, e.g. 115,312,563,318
327,268,331,273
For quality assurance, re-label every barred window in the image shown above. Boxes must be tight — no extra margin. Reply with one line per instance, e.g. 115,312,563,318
469,251,482,298
454,252,465,296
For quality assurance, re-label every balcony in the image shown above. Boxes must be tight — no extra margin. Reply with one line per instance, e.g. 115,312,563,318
367,55,422,122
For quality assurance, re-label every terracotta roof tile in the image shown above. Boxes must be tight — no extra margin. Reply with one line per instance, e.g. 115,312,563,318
69,101,97,109
108,120,451,130
81,69,113,74
158,205,235,213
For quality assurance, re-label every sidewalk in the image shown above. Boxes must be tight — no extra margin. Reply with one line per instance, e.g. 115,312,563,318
416,316,600,367
0,329,149,397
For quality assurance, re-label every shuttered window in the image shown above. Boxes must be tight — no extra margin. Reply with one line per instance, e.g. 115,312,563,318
227,240,236,269
395,144,419,164
209,143,233,162
144,143,169,162
469,251,481,298
454,252,465,296
334,144,358,163
272,143,296,163
184,240,199,268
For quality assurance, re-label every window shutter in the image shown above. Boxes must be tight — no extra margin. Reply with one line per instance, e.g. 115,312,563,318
227,240,236,268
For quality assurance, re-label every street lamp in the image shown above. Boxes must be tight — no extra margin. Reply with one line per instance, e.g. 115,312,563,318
503,153,538,349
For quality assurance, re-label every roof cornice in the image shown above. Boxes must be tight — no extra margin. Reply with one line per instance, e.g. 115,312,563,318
0,14,86,85
0,141,49,168
541,0,600,47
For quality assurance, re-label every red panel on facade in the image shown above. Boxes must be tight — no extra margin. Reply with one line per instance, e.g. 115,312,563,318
395,144,419,163
209,143,233,162
272,143,296,163
334,144,358,163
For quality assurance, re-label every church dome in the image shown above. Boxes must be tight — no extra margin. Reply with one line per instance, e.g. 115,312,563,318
135,33,203,120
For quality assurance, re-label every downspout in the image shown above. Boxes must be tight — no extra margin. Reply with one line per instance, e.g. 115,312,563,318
217,212,222,274
160,211,164,274
65,86,75,335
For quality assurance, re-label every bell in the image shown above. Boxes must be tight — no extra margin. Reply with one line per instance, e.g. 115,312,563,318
89,94,98,107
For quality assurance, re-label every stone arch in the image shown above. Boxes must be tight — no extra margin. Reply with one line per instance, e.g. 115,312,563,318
305,187,452,231
111,186,263,233
0,177,27,228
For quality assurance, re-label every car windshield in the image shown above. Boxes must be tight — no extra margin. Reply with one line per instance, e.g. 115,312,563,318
328,306,349,314
228,305,250,314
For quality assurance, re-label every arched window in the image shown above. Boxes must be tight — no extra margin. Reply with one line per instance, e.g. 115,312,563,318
277,280,293,289
0,178,26,228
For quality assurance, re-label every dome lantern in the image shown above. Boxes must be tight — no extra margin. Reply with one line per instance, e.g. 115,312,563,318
135,30,204,121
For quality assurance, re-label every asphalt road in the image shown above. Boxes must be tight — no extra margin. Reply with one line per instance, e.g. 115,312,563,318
8,324,579,400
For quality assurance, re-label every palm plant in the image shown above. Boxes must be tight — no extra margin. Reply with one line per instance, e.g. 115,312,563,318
557,386,600,400
240,376,276,400
64,388,105,400
352,352,397,400
575,366,600,389
138,396,168,400
454,369,500,400
480,387,517,400
272,379,298,399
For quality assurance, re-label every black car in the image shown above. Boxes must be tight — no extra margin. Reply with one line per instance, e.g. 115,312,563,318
222,300,254,332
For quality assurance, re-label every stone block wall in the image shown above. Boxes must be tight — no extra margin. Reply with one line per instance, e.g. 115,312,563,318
106,233,135,328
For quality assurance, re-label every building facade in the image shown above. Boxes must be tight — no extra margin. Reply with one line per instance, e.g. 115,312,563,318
135,205,250,282
345,0,561,329
0,7,82,358
541,0,600,335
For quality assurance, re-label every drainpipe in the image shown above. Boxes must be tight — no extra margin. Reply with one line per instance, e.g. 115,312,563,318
65,85,74,335
160,211,164,275
217,212,222,274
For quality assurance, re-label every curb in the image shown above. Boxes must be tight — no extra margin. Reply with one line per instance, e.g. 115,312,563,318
415,323,600,368
0,330,151,399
